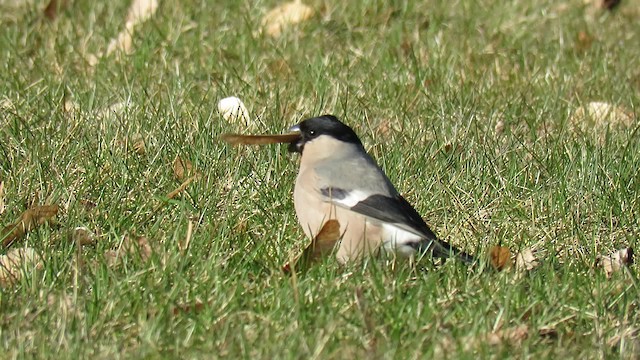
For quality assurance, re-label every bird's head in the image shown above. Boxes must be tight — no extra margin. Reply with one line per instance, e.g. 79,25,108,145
288,115,362,154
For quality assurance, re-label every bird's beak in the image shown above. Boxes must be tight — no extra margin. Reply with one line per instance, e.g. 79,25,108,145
288,124,303,153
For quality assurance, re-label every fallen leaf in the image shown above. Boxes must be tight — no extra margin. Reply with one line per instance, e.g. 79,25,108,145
600,0,621,10
538,326,559,339
43,0,68,20
217,97,251,128
133,235,152,260
220,133,300,146
0,247,42,287
85,53,99,67
301,219,341,261
486,325,529,346
607,323,639,350
443,142,463,154
72,227,96,246
437,324,531,354
1,98,14,110
172,300,206,315
83,0,158,62
80,199,97,212
261,0,314,37
1,205,59,248
105,26,134,57
515,248,539,272
595,247,634,278
570,102,635,141
131,134,146,155
97,100,133,120
375,119,401,139
125,0,158,24
63,99,79,116
576,31,594,52
173,156,197,182
489,245,512,270
494,120,505,135
283,219,341,273
106,0,158,56
0,181,5,216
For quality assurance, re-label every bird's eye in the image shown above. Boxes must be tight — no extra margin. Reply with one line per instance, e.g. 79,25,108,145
308,130,316,137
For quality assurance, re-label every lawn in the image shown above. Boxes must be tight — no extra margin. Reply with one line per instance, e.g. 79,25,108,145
0,0,639,358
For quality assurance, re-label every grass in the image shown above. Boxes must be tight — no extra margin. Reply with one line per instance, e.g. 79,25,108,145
1,0,639,358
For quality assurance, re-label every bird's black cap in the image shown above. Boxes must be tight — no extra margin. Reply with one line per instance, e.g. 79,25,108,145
288,115,362,153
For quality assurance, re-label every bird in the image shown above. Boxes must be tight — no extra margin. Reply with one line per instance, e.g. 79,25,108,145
287,114,475,265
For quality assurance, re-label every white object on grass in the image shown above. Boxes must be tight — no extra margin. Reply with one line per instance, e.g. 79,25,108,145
218,97,251,127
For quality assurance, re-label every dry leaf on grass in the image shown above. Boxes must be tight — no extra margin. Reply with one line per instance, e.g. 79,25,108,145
485,325,529,346
375,119,392,138
84,0,158,63
300,219,341,262
538,325,559,339
1,98,13,110
375,119,402,139
0,181,5,216
131,235,153,260
173,156,199,182
72,227,96,246
283,219,342,273
106,0,158,56
489,245,512,270
607,323,639,350
217,97,252,128
105,235,153,266
43,0,68,20
1,205,59,248
490,245,540,274
584,0,621,10
261,0,314,37
600,0,621,9
97,100,133,120
576,31,594,52
494,120,505,135
436,324,529,354
0,247,42,287
515,248,539,272
442,142,463,154
124,0,158,24
131,133,146,155
595,247,634,278
63,99,80,116
172,300,207,315
105,26,135,57
570,102,635,141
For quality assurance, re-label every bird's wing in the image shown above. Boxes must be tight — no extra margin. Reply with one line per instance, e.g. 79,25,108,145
321,187,473,263
313,152,434,239
320,186,438,241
